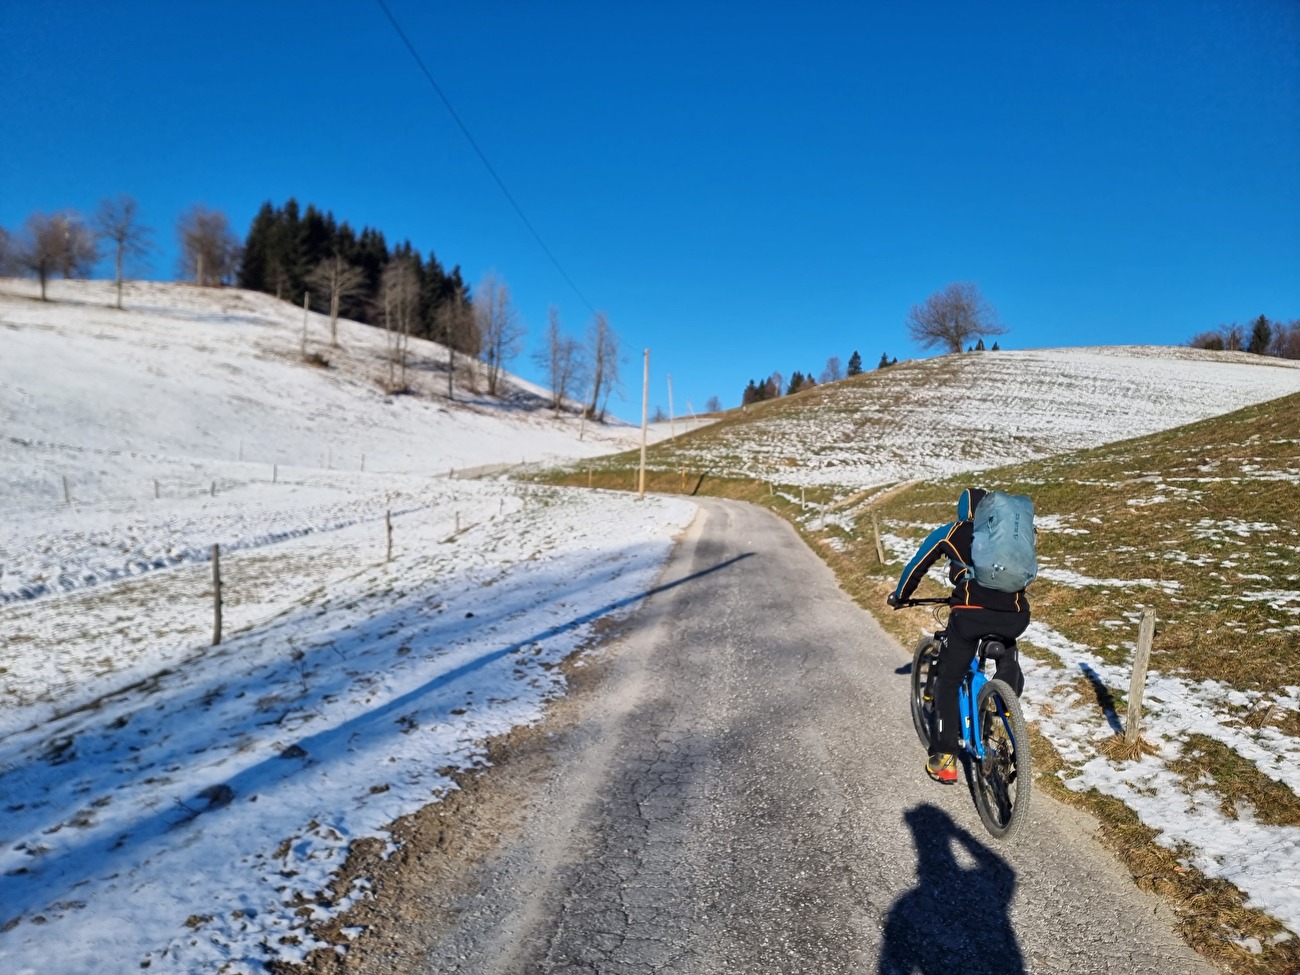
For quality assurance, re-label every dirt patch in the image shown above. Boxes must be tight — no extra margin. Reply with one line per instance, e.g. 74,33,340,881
271,621,625,975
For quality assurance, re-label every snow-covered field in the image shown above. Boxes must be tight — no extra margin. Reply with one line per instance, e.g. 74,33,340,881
1022,621,1300,946
3,279,1297,970
0,483,696,972
660,345,1300,491
0,280,702,972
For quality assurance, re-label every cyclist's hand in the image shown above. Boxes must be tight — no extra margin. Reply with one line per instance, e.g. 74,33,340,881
887,592,902,609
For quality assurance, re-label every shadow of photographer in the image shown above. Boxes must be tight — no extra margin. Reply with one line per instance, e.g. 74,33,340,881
878,803,1026,975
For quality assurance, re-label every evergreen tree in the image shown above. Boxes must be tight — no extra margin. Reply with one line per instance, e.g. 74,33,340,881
847,350,863,376
1248,315,1272,355
353,226,389,308
238,202,276,291
299,204,335,279
236,198,470,338
267,198,303,299
878,353,890,369
991,341,999,351
742,379,760,405
976,338,985,351
787,371,804,395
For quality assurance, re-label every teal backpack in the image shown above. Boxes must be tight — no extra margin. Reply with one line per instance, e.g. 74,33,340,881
969,491,1038,593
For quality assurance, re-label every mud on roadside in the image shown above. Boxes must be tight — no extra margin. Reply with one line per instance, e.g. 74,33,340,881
271,618,626,975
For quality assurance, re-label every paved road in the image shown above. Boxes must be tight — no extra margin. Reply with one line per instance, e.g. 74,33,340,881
419,499,1214,975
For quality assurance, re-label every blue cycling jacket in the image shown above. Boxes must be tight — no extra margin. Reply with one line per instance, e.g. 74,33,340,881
890,488,1028,613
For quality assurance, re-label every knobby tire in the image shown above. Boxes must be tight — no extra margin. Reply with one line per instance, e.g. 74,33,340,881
972,678,1031,840
910,636,939,749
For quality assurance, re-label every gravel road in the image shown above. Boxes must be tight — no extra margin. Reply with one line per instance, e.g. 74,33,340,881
412,498,1216,974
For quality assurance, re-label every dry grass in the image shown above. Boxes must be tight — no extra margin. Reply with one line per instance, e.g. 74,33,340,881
1169,734,1300,828
1096,733,1161,761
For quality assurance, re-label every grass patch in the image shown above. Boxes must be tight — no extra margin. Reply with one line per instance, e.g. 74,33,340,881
1169,734,1300,828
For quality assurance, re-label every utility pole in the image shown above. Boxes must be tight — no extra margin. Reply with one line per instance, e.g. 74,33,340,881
667,373,675,438
639,348,649,500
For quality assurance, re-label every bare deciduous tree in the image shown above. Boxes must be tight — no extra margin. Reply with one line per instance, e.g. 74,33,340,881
819,355,843,384
906,282,1006,354
434,285,478,400
533,305,584,415
0,225,15,277
380,258,420,393
306,255,368,347
94,195,151,309
18,211,98,300
1275,320,1300,360
586,311,621,421
705,394,723,413
178,206,240,286
475,271,524,398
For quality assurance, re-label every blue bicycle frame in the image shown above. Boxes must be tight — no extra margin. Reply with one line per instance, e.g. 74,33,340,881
957,652,990,761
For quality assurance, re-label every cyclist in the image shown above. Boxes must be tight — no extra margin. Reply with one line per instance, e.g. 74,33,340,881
887,487,1030,784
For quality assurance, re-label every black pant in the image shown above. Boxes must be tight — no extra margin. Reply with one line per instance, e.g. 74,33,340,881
931,607,1030,757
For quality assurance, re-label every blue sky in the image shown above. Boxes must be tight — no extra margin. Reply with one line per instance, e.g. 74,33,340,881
3,1,1297,421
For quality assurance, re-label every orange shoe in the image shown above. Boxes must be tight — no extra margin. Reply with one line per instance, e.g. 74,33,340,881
926,753,958,784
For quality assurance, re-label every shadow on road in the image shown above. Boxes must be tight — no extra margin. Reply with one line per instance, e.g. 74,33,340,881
878,803,1026,975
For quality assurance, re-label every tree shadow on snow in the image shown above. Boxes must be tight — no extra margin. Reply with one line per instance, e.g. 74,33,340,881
0,548,753,923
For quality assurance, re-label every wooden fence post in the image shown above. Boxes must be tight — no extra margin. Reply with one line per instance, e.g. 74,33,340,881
62,475,70,505
1125,608,1157,746
154,479,159,500
212,544,223,646
273,464,278,484
872,511,886,564
210,480,216,497
385,510,393,564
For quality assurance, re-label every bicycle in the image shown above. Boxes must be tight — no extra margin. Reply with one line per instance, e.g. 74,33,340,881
902,597,1032,840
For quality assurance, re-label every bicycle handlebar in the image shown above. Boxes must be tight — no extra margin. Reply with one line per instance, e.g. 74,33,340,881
900,597,949,606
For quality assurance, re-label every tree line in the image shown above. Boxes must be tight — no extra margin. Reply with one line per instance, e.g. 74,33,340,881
1189,315,1300,359
1,196,625,419
736,282,1009,407
739,350,874,405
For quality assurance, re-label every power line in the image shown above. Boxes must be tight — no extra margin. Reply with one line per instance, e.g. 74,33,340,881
373,0,597,316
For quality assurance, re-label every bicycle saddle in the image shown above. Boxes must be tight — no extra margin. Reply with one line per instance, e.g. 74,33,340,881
979,636,1014,660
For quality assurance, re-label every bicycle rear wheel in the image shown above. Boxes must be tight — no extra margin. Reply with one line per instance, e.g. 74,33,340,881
910,636,940,749
972,678,1031,840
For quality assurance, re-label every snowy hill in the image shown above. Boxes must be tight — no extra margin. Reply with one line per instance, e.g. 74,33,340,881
0,277,662,495
0,279,701,973
646,345,1300,491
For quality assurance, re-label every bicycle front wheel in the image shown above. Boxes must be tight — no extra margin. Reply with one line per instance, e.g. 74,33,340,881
972,678,1031,840
910,636,940,749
